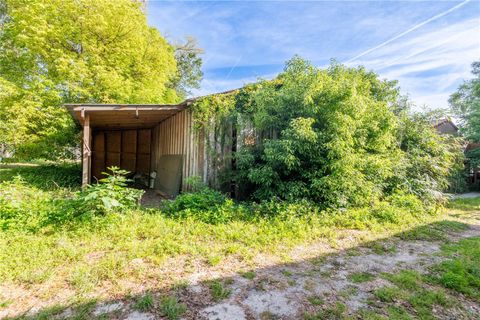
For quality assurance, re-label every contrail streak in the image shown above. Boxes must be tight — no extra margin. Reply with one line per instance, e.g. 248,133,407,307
344,0,472,64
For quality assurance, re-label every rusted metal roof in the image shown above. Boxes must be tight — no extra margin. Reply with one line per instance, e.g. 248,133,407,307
65,103,188,129
64,88,240,130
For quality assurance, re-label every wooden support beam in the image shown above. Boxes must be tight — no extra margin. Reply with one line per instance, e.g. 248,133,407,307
72,106,183,111
82,112,91,187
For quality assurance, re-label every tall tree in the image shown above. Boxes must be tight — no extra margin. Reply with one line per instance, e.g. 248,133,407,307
170,36,204,98
231,57,460,206
0,0,179,159
450,61,480,169
449,61,480,142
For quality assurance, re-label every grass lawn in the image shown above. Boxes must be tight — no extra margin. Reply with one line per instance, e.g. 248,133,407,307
0,163,479,319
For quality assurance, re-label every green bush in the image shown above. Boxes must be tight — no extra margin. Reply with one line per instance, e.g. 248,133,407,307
0,162,81,190
0,177,78,232
78,167,144,215
195,57,462,209
162,186,239,224
395,113,463,205
0,166,145,232
430,237,480,300
160,296,187,320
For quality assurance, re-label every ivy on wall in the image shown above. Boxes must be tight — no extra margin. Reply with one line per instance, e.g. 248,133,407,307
190,92,238,130
188,57,463,208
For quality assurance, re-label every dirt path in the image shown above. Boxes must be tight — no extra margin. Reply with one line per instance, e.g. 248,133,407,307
3,211,479,320
64,214,479,320
196,226,480,320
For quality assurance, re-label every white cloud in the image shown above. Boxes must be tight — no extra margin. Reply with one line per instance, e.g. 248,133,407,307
349,18,480,108
148,1,480,107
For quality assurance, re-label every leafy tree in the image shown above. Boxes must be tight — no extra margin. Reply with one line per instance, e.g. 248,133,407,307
233,57,460,207
236,57,402,207
449,61,480,167
170,36,204,98
395,112,463,202
0,0,179,159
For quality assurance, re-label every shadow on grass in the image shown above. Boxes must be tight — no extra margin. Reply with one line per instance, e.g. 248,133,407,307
447,197,480,212
3,216,478,320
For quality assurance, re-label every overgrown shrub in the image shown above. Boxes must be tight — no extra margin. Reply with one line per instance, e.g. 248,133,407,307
395,113,463,204
0,166,145,232
0,177,77,232
78,167,144,215
194,56,462,209
162,185,239,224
0,162,81,190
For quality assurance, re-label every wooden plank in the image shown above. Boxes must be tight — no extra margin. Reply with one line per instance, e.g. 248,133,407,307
137,129,151,154
122,130,137,153
106,131,121,152
71,105,184,111
82,113,91,187
136,154,151,174
92,131,106,181
92,124,158,130
106,152,121,169
121,153,136,173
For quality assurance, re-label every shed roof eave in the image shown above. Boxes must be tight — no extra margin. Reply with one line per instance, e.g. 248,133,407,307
65,103,187,130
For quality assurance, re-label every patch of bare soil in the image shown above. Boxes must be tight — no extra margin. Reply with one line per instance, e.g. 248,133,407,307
2,216,480,320
189,219,480,319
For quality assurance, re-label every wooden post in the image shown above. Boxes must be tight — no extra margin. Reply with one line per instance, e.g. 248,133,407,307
82,112,91,187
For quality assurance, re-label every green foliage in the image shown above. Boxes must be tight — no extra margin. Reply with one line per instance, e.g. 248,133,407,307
398,220,468,241
0,165,143,232
0,162,81,190
0,162,470,297
0,162,89,232
190,92,237,130
0,0,179,159
395,112,463,204
134,293,154,312
0,177,77,232
188,56,461,208
304,302,348,320
162,183,239,224
235,58,402,207
307,295,324,306
348,272,375,283
160,296,187,320
450,61,480,177
384,270,422,291
374,264,464,320
78,167,144,215
214,57,457,209
240,271,256,280
447,196,480,211
450,61,480,143
170,36,204,98
385,306,412,320
430,237,480,300
374,286,403,303
208,280,232,301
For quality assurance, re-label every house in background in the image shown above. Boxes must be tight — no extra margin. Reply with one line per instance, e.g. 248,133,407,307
433,119,459,135
433,118,479,190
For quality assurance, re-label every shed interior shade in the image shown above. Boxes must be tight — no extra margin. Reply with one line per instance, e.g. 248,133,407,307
65,104,186,129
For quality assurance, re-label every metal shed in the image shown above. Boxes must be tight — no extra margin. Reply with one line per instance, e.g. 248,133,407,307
66,101,226,197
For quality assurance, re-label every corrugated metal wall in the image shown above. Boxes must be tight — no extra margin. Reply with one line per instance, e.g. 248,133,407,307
152,109,246,195
152,109,204,191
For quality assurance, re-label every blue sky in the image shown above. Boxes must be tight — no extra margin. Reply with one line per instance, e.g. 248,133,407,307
147,0,480,109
